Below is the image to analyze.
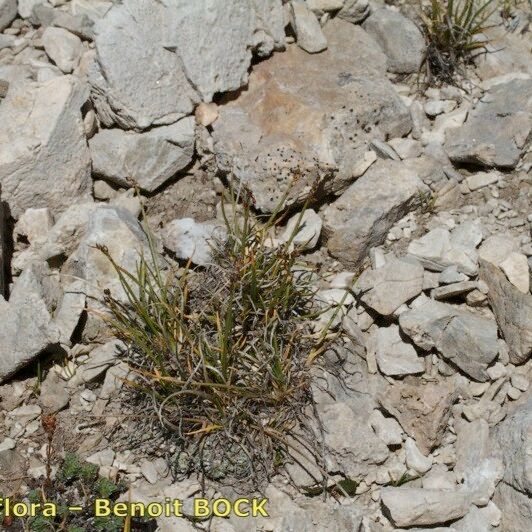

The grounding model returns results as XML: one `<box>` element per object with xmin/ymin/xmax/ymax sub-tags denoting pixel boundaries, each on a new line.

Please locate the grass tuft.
<box><xmin>100</xmin><ymin>184</ymin><xmax>336</xmax><ymax>487</ymax></box>
<box><xmin>420</xmin><ymin>0</ymin><xmax>498</xmax><ymax>84</ymax></box>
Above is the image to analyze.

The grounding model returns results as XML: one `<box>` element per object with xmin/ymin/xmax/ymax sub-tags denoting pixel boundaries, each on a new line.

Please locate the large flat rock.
<box><xmin>0</xmin><ymin>76</ymin><xmax>91</xmax><ymax>218</ymax></box>
<box><xmin>323</xmin><ymin>160</ymin><xmax>426</xmax><ymax>268</ymax></box>
<box><xmin>90</xmin><ymin>0</ymin><xmax>284</xmax><ymax>130</ymax></box>
<box><xmin>212</xmin><ymin>18</ymin><xmax>412</xmax><ymax>213</ymax></box>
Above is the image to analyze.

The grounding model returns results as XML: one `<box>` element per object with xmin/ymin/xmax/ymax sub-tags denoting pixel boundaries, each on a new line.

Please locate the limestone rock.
<box><xmin>42</xmin><ymin>27</ymin><xmax>82</xmax><ymax>73</ymax></box>
<box><xmin>369</xmin><ymin>325</ymin><xmax>425</xmax><ymax>377</ymax></box>
<box><xmin>0</xmin><ymin>263</ymin><xmax>61</xmax><ymax>383</ymax></box>
<box><xmin>281</xmin><ymin>209</ymin><xmax>322</xmax><ymax>250</ymax></box>
<box><xmin>0</xmin><ymin>76</ymin><xmax>92</xmax><ymax>218</ymax></box>
<box><xmin>89</xmin><ymin>117</ymin><xmax>195</xmax><ymax>192</ymax></box>
<box><xmin>0</xmin><ymin>187</ymin><xmax>6</xmax><ymax>297</ymax></box>
<box><xmin>405</xmin><ymin>437</ymin><xmax>433</xmax><ymax>474</ymax></box>
<box><xmin>354</xmin><ymin>257</ymin><xmax>424</xmax><ymax>316</ymax></box>
<box><xmin>212</xmin><ymin>19</ymin><xmax>411</xmax><ymax>213</ymax></box>
<box><xmin>478</xmin><ymin>234</ymin><xmax>520</xmax><ymax>267</ymax></box>
<box><xmin>500</xmin><ymin>252</ymin><xmax>530</xmax><ymax>294</ymax></box>
<box><xmin>0</xmin><ymin>0</ymin><xmax>18</xmax><ymax>31</ymax></box>
<box><xmin>480</xmin><ymin>260</ymin><xmax>532</xmax><ymax>365</ymax></box>
<box><xmin>492</xmin><ymin>397</ymin><xmax>532</xmax><ymax>532</ymax></box>
<box><xmin>444</xmin><ymin>79</ymin><xmax>532</xmax><ymax>169</ymax></box>
<box><xmin>369</xmin><ymin>409</ymin><xmax>403</xmax><ymax>446</ymax></box>
<box><xmin>381</xmin><ymin>487</ymin><xmax>472</xmax><ymax>528</ymax></box>
<box><xmin>362</xmin><ymin>8</ymin><xmax>424</xmax><ymax>74</ymax></box>
<box><xmin>399</xmin><ymin>297</ymin><xmax>499</xmax><ymax>381</ymax></box>
<box><xmin>162</xmin><ymin>218</ymin><xmax>226</xmax><ymax>266</ymax></box>
<box><xmin>290</xmin><ymin>0</ymin><xmax>327</xmax><ymax>54</ymax></box>
<box><xmin>408</xmin><ymin>219</ymin><xmax>483</xmax><ymax>275</ymax></box>
<box><xmin>338</xmin><ymin>0</ymin><xmax>369</xmax><ymax>23</ymax></box>
<box><xmin>324</xmin><ymin>160</ymin><xmax>426</xmax><ymax>268</ymax></box>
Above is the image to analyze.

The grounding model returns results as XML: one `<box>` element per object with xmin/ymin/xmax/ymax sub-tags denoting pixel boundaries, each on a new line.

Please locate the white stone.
<box><xmin>371</xmin><ymin>324</ymin><xmax>425</xmax><ymax>377</ymax></box>
<box><xmin>478</xmin><ymin>234</ymin><xmax>520</xmax><ymax>266</ymax></box>
<box><xmin>162</xmin><ymin>218</ymin><xmax>226</xmax><ymax>267</ymax></box>
<box><xmin>466</xmin><ymin>171</ymin><xmax>501</xmax><ymax>191</ymax></box>
<box><xmin>510</xmin><ymin>373</ymin><xmax>529</xmax><ymax>392</ymax></box>
<box><xmin>500</xmin><ymin>252</ymin><xmax>530</xmax><ymax>293</ymax></box>
<box><xmin>281</xmin><ymin>209</ymin><xmax>322</xmax><ymax>250</ymax></box>
<box><xmin>405</xmin><ymin>437</ymin><xmax>433</xmax><ymax>474</ymax></box>
<box><xmin>42</xmin><ymin>27</ymin><xmax>82</xmax><ymax>74</ymax></box>
<box><xmin>290</xmin><ymin>0</ymin><xmax>327</xmax><ymax>54</ymax></box>
<box><xmin>369</xmin><ymin>409</ymin><xmax>403</xmax><ymax>446</ymax></box>
<box><xmin>0</xmin><ymin>76</ymin><xmax>91</xmax><ymax>218</ymax></box>
<box><xmin>86</xmin><ymin>448</ymin><xmax>115</xmax><ymax>467</ymax></box>
<box><xmin>14</xmin><ymin>208</ymin><xmax>54</xmax><ymax>245</ymax></box>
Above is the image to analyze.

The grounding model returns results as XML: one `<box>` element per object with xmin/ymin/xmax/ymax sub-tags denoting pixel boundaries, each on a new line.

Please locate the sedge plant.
<box><xmin>99</xmin><ymin>184</ymin><xmax>337</xmax><ymax>487</ymax></box>
<box><xmin>420</xmin><ymin>0</ymin><xmax>498</xmax><ymax>83</ymax></box>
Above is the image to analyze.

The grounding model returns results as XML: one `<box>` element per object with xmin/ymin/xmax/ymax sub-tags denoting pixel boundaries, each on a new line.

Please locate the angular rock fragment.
<box><xmin>0</xmin><ymin>263</ymin><xmax>61</xmax><ymax>383</ymax></box>
<box><xmin>444</xmin><ymin>79</ymin><xmax>532</xmax><ymax>169</ymax></box>
<box><xmin>399</xmin><ymin>297</ymin><xmax>498</xmax><ymax>381</ymax></box>
<box><xmin>89</xmin><ymin>117</ymin><xmax>195</xmax><ymax>192</ymax></box>
<box><xmin>480</xmin><ymin>260</ymin><xmax>532</xmax><ymax>365</ymax></box>
<box><xmin>290</xmin><ymin>0</ymin><xmax>327</xmax><ymax>54</ymax></box>
<box><xmin>362</xmin><ymin>8</ymin><xmax>424</xmax><ymax>74</ymax></box>
<box><xmin>369</xmin><ymin>325</ymin><xmax>425</xmax><ymax>377</ymax></box>
<box><xmin>500</xmin><ymin>252</ymin><xmax>530</xmax><ymax>294</ymax></box>
<box><xmin>381</xmin><ymin>487</ymin><xmax>472</xmax><ymax>528</ymax></box>
<box><xmin>162</xmin><ymin>218</ymin><xmax>226</xmax><ymax>267</ymax></box>
<box><xmin>324</xmin><ymin>160</ymin><xmax>426</xmax><ymax>267</ymax></box>
<box><xmin>354</xmin><ymin>256</ymin><xmax>424</xmax><ymax>315</ymax></box>
<box><xmin>0</xmin><ymin>76</ymin><xmax>91</xmax><ymax>218</ymax></box>
<box><xmin>0</xmin><ymin>0</ymin><xmax>17</xmax><ymax>31</ymax></box>
<box><xmin>338</xmin><ymin>0</ymin><xmax>369</xmax><ymax>23</ymax></box>
<box><xmin>42</xmin><ymin>27</ymin><xmax>82</xmax><ymax>73</ymax></box>
<box><xmin>378</xmin><ymin>378</ymin><xmax>458</xmax><ymax>454</ymax></box>
<box><xmin>281</xmin><ymin>209</ymin><xmax>322</xmax><ymax>250</ymax></box>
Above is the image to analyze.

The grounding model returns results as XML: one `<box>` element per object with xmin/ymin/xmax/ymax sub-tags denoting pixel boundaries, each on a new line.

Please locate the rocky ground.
<box><xmin>0</xmin><ymin>0</ymin><xmax>531</xmax><ymax>531</ymax></box>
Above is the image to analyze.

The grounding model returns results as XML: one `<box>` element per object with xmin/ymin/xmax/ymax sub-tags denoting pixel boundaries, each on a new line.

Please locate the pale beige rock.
<box><xmin>500</xmin><ymin>252</ymin><xmax>530</xmax><ymax>294</ymax></box>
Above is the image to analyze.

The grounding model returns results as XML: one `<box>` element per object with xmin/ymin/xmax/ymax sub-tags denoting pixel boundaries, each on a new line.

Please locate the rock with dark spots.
<box><xmin>480</xmin><ymin>260</ymin><xmax>532</xmax><ymax>365</ymax></box>
<box><xmin>323</xmin><ymin>160</ymin><xmax>426</xmax><ymax>268</ymax></box>
<box><xmin>212</xmin><ymin>19</ymin><xmax>411</xmax><ymax>213</ymax></box>
<box><xmin>89</xmin><ymin>117</ymin><xmax>195</xmax><ymax>192</ymax></box>
<box><xmin>378</xmin><ymin>378</ymin><xmax>459</xmax><ymax>454</ymax></box>
<box><xmin>444</xmin><ymin>79</ymin><xmax>532</xmax><ymax>169</ymax></box>
<box><xmin>399</xmin><ymin>297</ymin><xmax>499</xmax><ymax>381</ymax></box>
<box><xmin>362</xmin><ymin>8</ymin><xmax>425</xmax><ymax>74</ymax></box>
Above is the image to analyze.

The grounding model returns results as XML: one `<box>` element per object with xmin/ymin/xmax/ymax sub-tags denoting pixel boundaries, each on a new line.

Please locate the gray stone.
<box><xmin>408</xmin><ymin>219</ymin><xmax>483</xmax><ymax>275</ymax></box>
<box><xmin>480</xmin><ymin>260</ymin><xmax>532</xmax><ymax>365</ymax></box>
<box><xmin>42</xmin><ymin>27</ymin><xmax>82</xmax><ymax>73</ymax></box>
<box><xmin>354</xmin><ymin>257</ymin><xmax>424</xmax><ymax>316</ymax></box>
<box><xmin>75</xmin><ymin>340</ymin><xmax>123</xmax><ymax>384</ymax></box>
<box><xmin>33</xmin><ymin>5</ymin><xmax>94</xmax><ymax>41</ymax></box>
<box><xmin>362</xmin><ymin>8</ymin><xmax>424</xmax><ymax>74</ymax></box>
<box><xmin>89</xmin><ymin>118</ymin><xmax>195</xmax><ymax>192</ymax></box>
<box><xmin>0</xmin><ymin>0</ymin><xmax>17</xmax><ymax>31</ymax></box>
<box><xmin>212</xmin><ymin>19</ymin><xmax>411</xmax><ymax>213</ymax></box>
<box><xmin>162</xmin><ymin>218</ymin><xmax>226</xmax><ymax>266</ymax></box>
<box><xmin>319</xmin><ymin>402</ymin><xmax>389</xmax><ymax>478</ymax></box>
<box><xmin>405</xmin><ymin>437</ymin><xmax>433</xmax><ymax>474</ymax></box>
<box><xmin>0</xmin><ymin>263</ymin><xmax>61</xmax><ymax>383</ymax></box>
<box><xmin>369</xmin><ymin>409</ymin><xmax>403</xmax><ymax>446</ymax></box>
<box><xmin>439</xmin><ymin>266</ymin><xmax>469</xmax><ymax>284</ymax></box>
<box><xmin>500</xmin><ymin>252</ymin><xmax>530</xmax><ymax>294</ymax></box>
<box><xmin>431</xmin><ymin>281</ymin><xmax>478</xmax><ymax>300</ymax></box>
<box><xmin>290</xmin><ymin>0</ymin><xmax>327</xmax><ymax>54</ymax></box>
<box><xmin>399</xmin><ymin>297</ymin><xmax>498</xmax><ymax>381</ymax></box>
<box><xmin>63</xmin><ymin>205</ymin><xmax>149</xmax><ymax>304</ymax></box>
<box><xmin>39</xmin><ymin>370</ymin><xmax>70</xmax><ymax>412</ymax></box>
<box><xmin>444</xmin><ymin>79</ymin><xmax>532</xmax><ymax>169</ymax></box>
<box><xmin>466</xmin><ymin>171</ymin><xmax>500</xmax><ymax>191</ymax></box>
<box><xmin>281</xmin><ymin>209</ymin><xmax>322</xmax><ymax>250</ymax></box>
<box><xmin>381</xmin><ymin>487</ymin><xmax>472</xmax><ymax>528</ymax></box>
<box><xmin>478</xmin><ymin>234</ymin><xmax>520</xmax><ymax>267</ymax></box>
<box><xmin>453</xmin><ymin>503</ymin><xmax>501</xmax><ymax>532</ymax></box>
<box><xmin>324</xmin><ymin>160</ymin><xmax>426</xmax><ymax>268</ymax></box>
<box><xmin>0</xmin><ymin>76</ymin><xmax>91</xmax><ymax>218</ymax></box>
<box><xmin>369</xmin><ymin>324</ymin><xmax>424</xmax><ymax>377</ymax></box>
<box><xmin>338</xmin><ymin>0</ymin><xmax>369</xmax><ymax>23</ymax></box>
<box><xmin>0</xmin><ymin>187</ymin><xmax>6</xmax><ymax>298</ymax></box>
<box><xmin>53</xmin><ymin>280</ymin><xmax>86</xmax><ymax>346</ymax></box>
<box><xmin>492</xmin><ymin>397</ymin><xmax>532</xmax><ymax>532</ymax></box>
<box><xmin>71</xmin><ymin>0</ymin><xmax>113</xmax><ymax>22</ymax></box>
<box><xmin>18</xmin><ymin>0</ymin><xmax>46</xmax><ymax>19</ymax></box>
